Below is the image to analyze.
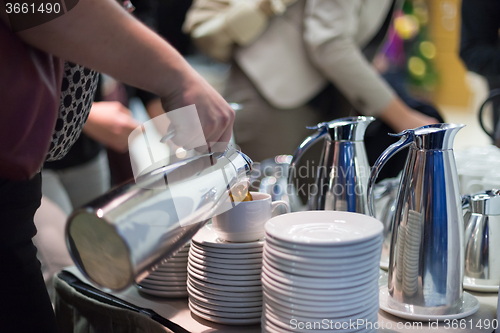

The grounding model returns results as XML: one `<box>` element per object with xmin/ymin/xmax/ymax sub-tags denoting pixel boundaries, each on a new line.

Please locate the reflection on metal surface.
<box><xmin>368</xmin><ymin>123</ymin><xmax>465</xmax><ymax>316</ymax></box>
<box><xmin>288</xmin><ymin>116</ymin><xmax>374</xmax><ymax>213</ymax></box>
<box><xmin>373</xmin><ymin>177</ymin><xmax>400</xmax><ymax>269</ymax></box>
<box><xmin>66</xmin><ymin>148</ymin><xmax>252</xmax><ymax>291</ymax></box>
<box><xmin>253</xmin><ymin>155</ymin><xmax>302</xmax><ymax>213</ymax></box>
<box><xmin>464</xmin><ymin>190</ymin><xmax>500</xmax><ymax>287</ymax></box>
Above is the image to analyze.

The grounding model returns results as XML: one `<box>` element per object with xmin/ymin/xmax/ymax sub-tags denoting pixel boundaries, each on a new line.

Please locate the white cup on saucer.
<box><xmin>212</xmin><ymin>192</ymin><xmax>289</xmax><ymax>243</ymax></box>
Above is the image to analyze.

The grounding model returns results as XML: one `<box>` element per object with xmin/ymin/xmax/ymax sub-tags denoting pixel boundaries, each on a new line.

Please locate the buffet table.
<box><xmin>60</xmin><ymin>266</ymin><xmax>498</xmax><ymax>333</ymax></box>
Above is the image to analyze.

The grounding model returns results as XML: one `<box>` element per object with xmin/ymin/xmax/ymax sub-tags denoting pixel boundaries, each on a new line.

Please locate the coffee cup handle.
<box><xmin>271</xmin><ymin>200</ymin><xmax>290</xmax><ymax>214</ymax></box>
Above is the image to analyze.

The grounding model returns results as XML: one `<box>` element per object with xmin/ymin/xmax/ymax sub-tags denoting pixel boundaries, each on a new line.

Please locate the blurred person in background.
<box><xmin>460</xmin><ymin>0</ymin><xmax>500</xmax><ymax>146</ymax></box>
<box><xmin>184</xmin><ymin>0</ymin><xmax>439</xmax><ymax>165</ymax></box>
<box><xmin>0</xmin><ymin>0</ymin><xmax>234</xmax><ymax>331</ymax></box>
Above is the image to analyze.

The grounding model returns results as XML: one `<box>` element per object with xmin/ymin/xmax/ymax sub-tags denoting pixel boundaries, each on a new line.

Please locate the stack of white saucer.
<box><xmin>187</xmin><ymin>224</ymin><xmax>264</xmax><ymax>325</ymax></box>
<box><xmin>136</xmin><ymin>242</ymin><xmax>190</xmax><ymax>298</ymax></box>
<box><xmin>261</xmin><ymin>211</ymin><xmax>383</xmax><ymax>333</ymax></box>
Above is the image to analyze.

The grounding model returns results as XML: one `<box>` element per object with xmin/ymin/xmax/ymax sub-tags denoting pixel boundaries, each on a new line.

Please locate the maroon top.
<box><xmin>0</xmin><ymin>20</ymin><xmax>64</xmax><ymax>180</ymax></box>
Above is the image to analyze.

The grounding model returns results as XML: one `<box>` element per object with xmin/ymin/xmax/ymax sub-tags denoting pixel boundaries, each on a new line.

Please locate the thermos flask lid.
<box><xmin>469</xmin><ymin>189</ymin><xmax>500</xmax><ymax>215</ymax></box>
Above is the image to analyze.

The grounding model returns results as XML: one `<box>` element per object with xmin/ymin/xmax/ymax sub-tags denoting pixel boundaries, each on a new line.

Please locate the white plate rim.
<box><xmin>188</xmin><ymin>253</ymin><xmax>262</xmax><ymax>269</ymax></box>
<box><xmin>262</xmin><ymin>246</ymin><xmax>380</xmax><ymax>271</ymax></box>
<box><xmin>138</xmin><ymin>279</ymin><xmax>187</xmax><ymax>287</ymax></box>
<box><xmin>137</xmin><ymin>288</ymin><xmax>189</xmax><ymax>298</ymax></box>
<box><xmin>263</xmin><ymin>296</ymin><xmax>379</xmax><ymax>321</ymax></box>
<box><xmin>189</xmin><ymin>245</ymin><xmax>263</xmax><ymax>258</ymax></box>
<box><xmin>263</xmin><ymin>252</ymin><xmax>379</xmax><ymax>279</ymax></box>
<box><xmin>264</xmin><ymin>244</ymin><xmax>382</xmax><ymax>267</ymax></box>
<box><xmin>262</xmin><ymin>283</ymin><xmax>378</xmax><ymax>310</ymax></box>
<box><xmin>147</xmin><ymin>272</ymin><xmax>188</xmax><ymax>279</ymax></box>
<box><xmin>266</xmin><ymin>236</ymin><xmax>383</xmax><ymax>258</ymax></box>
<box><xmin>188</xmin><ymin>257</ymin><xmax>262</xmax><ymax>275</ymax></box>
<box><xmin>189</xmin><ymin>301</ymin><xmax>262</xmax><ymax>319</ymax></box>
<box><xmin>263</xmin><ymin>288</ymin><xmax>379</xmax><ymax>315</ymax></box>
<box><xmin>188</xmin><ymin>294</ymin><xmax>262</xmax><ymax>310</ymax></box>
<box><xmin>261</xmin><ymin>271</ymin><xmax>376</xmax><ymax>297</ymax></box>
<box><xmin>192</xmin><ymin>225</ymin><xmax>265</xmax><ymax>249</ymax></box>
<box><xmin>265</xmin><ymin>211</ymin><xmax>383</xmax><ymax>246</ymax></box>
<box><xmin>262</xmin><ymin>260</ymin><xmax>379</xmax><ymax>289</ymax></box>
<box><xmin>188</xmin><ymin>250</ymin><xmax>262</xmax><ymax>264</ymax></box>
<box><xmin>463</xmin><ymin>276</ymin><xmax>499</xmax><ymax>292</ymax></box>
<box><xmin>189</xmin><ymin>275</ymin><xmax>262</xmax><ymax>292</ymax></box>
<box><xmin>187</xmin><ymin>277</ymin><xmax>263</xmax><ymax>296</ymax></box>
<box><xmin>187</xmin><ymin>282</ymin><xmax>262</xmax><ymax>302</ymax></box>
<box><xmin>189</xmin><ymin>303</ymin><xmax>261</xmax><ymax>325</ymax></box>
<box><xmin>135</xmin><ymin>284</ymin><xmax>186</xmax><ymax>292</ymax></box>
<box><xmin>187</xmin><ymin>264</ymin><xmax>261</xmax><ymax>282</ymax></box>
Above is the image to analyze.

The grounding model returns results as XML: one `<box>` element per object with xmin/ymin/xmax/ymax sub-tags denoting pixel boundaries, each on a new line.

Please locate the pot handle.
<box><xmin>478</xmin><ymin>89</ymin><xmax>500</xmax><ymax>140</ymax></box>
<box><xmin>367</xmin><ymin>130</ymin><xmax>414</xmax><ymax>217</ymax></box>
<box><xmin>461</xmin><ymin>194</ymin><xmax>471</xmax><ymax>215</ymax></box>
<box><xmin>287</xmin><ymin>125</ymin><xmax>328</xmax><ymax>188</ymax></box>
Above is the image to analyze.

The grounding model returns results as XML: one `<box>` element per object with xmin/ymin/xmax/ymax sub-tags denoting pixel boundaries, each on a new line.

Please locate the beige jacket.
<box><xmin>185</xmin><ymin>0</ymin><xmax>395</xmax><ymax>114</ymax></box>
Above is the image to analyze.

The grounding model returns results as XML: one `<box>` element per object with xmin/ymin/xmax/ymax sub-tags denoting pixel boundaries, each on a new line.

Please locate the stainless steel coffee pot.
<box><xmin>373</xmin><ymin>177</ymin><xmax>400</xmax><ymax>270</ymax></box>
<box><xmin>367</xmin><ymin>123</ymin><xmax>465</xmax><ymax>316</ymax></box>
<box><xmin>288</xmin><ymin>116</ymin><xmax>374</xmax><ymax>213</ymax></box>
<box><xmin>463</xmin><ymin>189</ymin><xmax>500</xmax><ymax>288</ymax></box>
<box><xmin>66</xmin><ymin>147</ymin><xmax>252</xmax><ymax>291</ymax></box>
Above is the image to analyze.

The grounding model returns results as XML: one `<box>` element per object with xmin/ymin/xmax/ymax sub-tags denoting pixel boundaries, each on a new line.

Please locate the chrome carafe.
<box><xmin>373</xmin><ymin>177</ymin><xmax>400</xmax><ymax>270</ymax></box>
<box><xmin>463</xmin><ymin>189</ymin><xmax>500</xmax><ymax>288</ymax></box>
<box><xmin>367</xmin><ymin>123</ymin><xmax>465</xmax><ymax>315</ymax></box>
<box><xmin>289</xmin><ymin>116</ymin><xmax>374</xmax><ymax>213</ymax></box>
<box><xmin>65</xmin><ymin>147</ymin><xmax>252</xmax><ymax>291</ymax></box>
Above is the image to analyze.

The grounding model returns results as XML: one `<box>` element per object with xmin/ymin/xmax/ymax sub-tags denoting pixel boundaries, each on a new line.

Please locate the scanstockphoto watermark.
<box><xmin>289</xmin><ymin>318</ymin><xmax>424</xmax><ymax>331</ymax></box>
<box><xmin>252</xmin><ymin>159</ymin><xmax>371</xmax><ymax>198</ymax></box>
<box><xmin>289</xmin><ymin>319</ymin><xmax>500</xmax><ymax>331</ymax></box>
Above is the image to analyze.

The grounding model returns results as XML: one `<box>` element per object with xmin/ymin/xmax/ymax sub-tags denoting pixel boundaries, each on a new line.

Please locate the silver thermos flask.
<box><xmin>65</xmin><ymin>147</ymin><xmax>252</xmax><ymax>291</ymax></box>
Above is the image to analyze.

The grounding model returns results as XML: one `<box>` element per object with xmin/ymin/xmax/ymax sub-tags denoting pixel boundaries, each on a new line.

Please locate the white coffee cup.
<box><xmin>211</xmin><ymin>192</ymin><xmax>290</xmax><ymax>242</ymax></box>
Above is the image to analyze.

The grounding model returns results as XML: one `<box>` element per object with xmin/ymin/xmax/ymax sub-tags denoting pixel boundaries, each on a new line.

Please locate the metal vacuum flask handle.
<box><xmin>288</xmin><ymin>125</ymin><xmax>328</xmax><ymax>182</ymax></box>
<box><xmin>65</xmin><ymin>148</ymin><xmax>252</xmax><ymax>291</ymax></box>
<box><xmin>367</xmin><ymin>130</ymin><xmax>414</xmax><ymax>218</ymax></box>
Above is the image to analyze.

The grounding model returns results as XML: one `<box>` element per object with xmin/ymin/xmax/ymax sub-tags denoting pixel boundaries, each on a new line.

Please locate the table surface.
<box><xmin>64</xmin><ymin>266</ymin><xmax>499</xmax><ymax>333</ymax></box>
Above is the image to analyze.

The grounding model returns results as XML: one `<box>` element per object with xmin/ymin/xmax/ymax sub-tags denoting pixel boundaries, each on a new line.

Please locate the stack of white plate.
<box><xmin>136</xmin><ymin>242</ymin><xmax>190</xmax><ymax>298</ymax></box>
<box><xmin>261</xmin><ymin>211</ymin><xmax>383</xmax><ymax>333</ymax></box>
<box><xmin>187</xmin><ymin>224</ymin><xmax>263</xmax><ymax>325</ymax></box>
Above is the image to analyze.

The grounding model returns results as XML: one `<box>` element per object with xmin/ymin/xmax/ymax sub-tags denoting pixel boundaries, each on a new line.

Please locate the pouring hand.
<box><xmin>160</xmin><ymin>70</ymin><xmax>234</xmax><ymax>153</ymax></box>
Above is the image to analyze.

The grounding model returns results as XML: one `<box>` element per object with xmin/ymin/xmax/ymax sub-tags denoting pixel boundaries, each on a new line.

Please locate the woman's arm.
<box><xmin>6</xmin><ymin>0</ymin><xmax>234</xmax><ymax>143</ymax></box>
<box><xmin>303</xmin><ymin>0</ymin><xmax>436</xmax><ymax>132</ymax></box>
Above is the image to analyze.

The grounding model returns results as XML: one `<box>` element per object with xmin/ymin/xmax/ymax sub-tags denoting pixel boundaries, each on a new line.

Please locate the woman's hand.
<box><xmin>160</xmin><ymin>70</ymin><xmax>235</xmax><ymax>152</ymax></box>
<box><xmin>83</xmin><ymin>101</ymin><xmax>140</xmax><ymax>153</ymax></box>
<box><xmin>379</xmin><ymin>97</ymin><xmax>439</xmax><ymax>133</ymax></box>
